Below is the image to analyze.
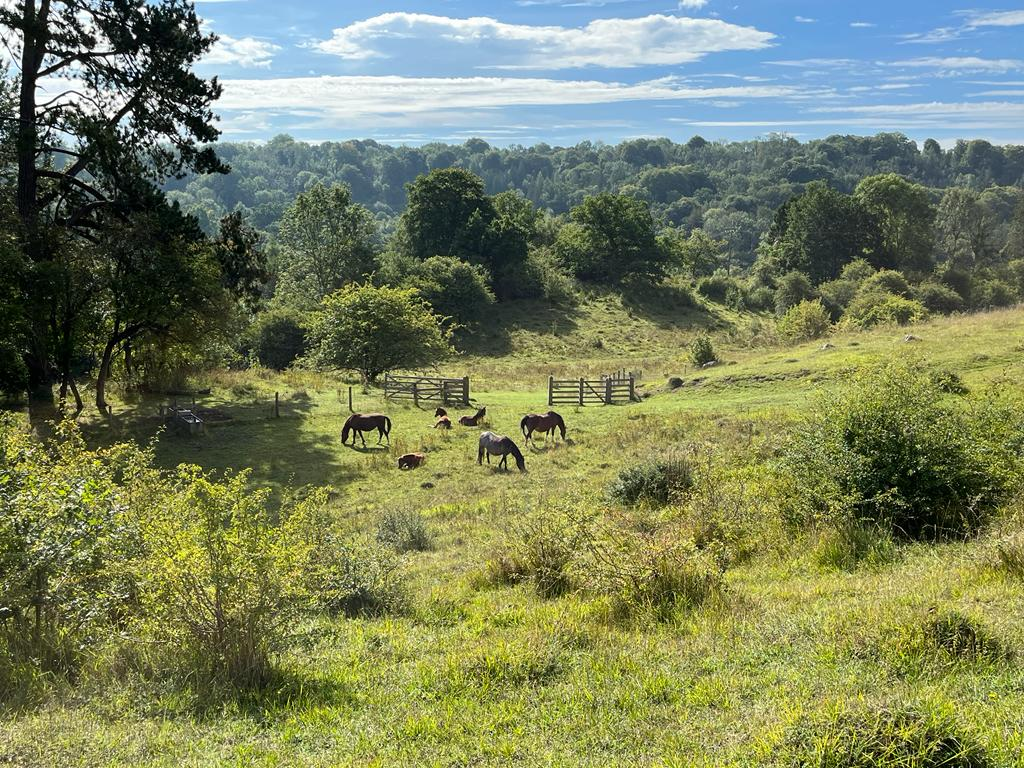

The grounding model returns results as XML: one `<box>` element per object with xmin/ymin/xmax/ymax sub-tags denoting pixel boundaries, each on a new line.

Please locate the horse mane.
<box><xmin>341</xmin><ymin>415</ymin><xmax>352</xmax><ymax>443</ymax></box>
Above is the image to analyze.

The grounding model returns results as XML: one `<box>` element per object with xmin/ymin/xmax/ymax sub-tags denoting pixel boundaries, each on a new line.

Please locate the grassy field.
<box><xmin>4</xmin><ymin>299</ymin><xmax>1024</xmax><ymax>766</ymax></box>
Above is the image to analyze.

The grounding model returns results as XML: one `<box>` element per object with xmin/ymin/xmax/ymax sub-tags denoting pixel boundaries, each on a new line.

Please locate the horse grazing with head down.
<box><xmin>459</xmin><ymin>406</ymin><xmax>487</xmax><ymax>427</ymax></box>
<box><xmin>341</xmin><ymin>413</ymin><xmax>391</xmax><ymax>447</ymax></box>
<box><xmin>520</xmin><ymin>411</ymin><xmax>566</xmax><ymax>444</ymax></box>
<box><xmin>478</xmin><ymin>431</ymin><xmax>526</xmax><ymax>472</ymax></box>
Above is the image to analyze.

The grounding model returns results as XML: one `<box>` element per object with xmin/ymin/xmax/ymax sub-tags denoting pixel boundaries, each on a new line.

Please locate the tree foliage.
<box><xmin>308</xmin><ymin>284</ymin><xmax>453</xmax><ymax>383</ymax></box>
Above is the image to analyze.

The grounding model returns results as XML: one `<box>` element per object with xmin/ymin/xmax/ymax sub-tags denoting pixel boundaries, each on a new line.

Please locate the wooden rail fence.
<box><xmin>548</xmin><ymin>373</ymin><xmax>637</xmax><ymax>406</ymax></box>
<box><xmin>383</xmin><ymin>374</ymin><xmax>471</xmax><ymax>406</ymax></box>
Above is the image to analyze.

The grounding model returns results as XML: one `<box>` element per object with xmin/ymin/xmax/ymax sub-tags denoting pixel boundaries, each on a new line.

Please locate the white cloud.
<box><xmin>678</xmin><ymin>0</ymin><xmax>709</xmax><ymax>8</ymax></box>
<box><xmin>312</xmin><ymin>13</ymin><xmax>774</xmax><ymax>70</ymax></box>
<box><xmin>962</xmin><ymin>10</ymin><xmax>1024</xmax><ymax>28</ymax></box>
<box><xmin>898</xmin><ymin>26</ymin><xmax>962</xmax><ymax>44</ymax></box>
<box><xmin>889</xmin><ymin>57</ymin><xmax>1024</xmax><ymax>74</ymax></box>
<box><xmin>216</xmin><ymin>74</ymin><xmax>817</xmax><ymax>131</ymax></box>
<box><xmin>850</xmin><ymin>22</ymin><xmax>875</xmax><ymax>28</ymax></box>
<box><xmin>794</xmin><ymin>16</ymin><xmax>816</xmax><ymax>23</ymax></box>
<box><xmin>205</xmin><ymin>34</ymin><xmax>280</xmax><ymax>68</ymax></box>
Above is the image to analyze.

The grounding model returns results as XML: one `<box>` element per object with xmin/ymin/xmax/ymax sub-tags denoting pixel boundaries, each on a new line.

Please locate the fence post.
<box><xmin>629</xmin><ymin>376</ymin><xmax>636</xmax><ymax>402</ymax></box>
<box><xmin>463</xmin><ymin>376</ymin><xmax>470</xmax><ymax>405</ymax></box>
<box><xmin>413</xmin><ymin>381</ymin><xmax>419</xmax><ymax>408</ymax></box>
<box><xmin>274</xmin><ymin>391</ymin><xmax>279</xmax><ymax>418</ymax></box>
<box><xmin>348</xmin><ymin>386</ymin><xmax>354</xmax><ymax>412</ymax></box>
<box><xmin>605</xmin><ymin>378</ymin><xmax>612</xmax><ymax>405</ymax></box>
<box><xmin>383</xmin><ymin>373</ymin><xmax>389</xmax><ymax>401</ymax></box>
<box><xmin>579</xmin><ymin>377</ymin><xmax>585</xmax><ymax>407</ymax></box>
<box><xmin>548</xmin><ymin>376</ymin><xmax>554</xmax><ymax>407</ymax></box>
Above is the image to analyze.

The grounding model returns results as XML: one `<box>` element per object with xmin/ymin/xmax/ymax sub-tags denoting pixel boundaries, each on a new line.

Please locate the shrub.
<box><xmin>695</xmin><ymin>271</ymin><xmax>736</xmax><ymax>303</ymax></box>
<box><xmin>608</xmin><ymin>455</ymin><xmax>695</xmax><ymax>507</ymax></box>
<box><xmin>915</xmin><ymin>281</ymin><xmax>965</xmax><ymax>315</ymax></box>
<box><xmin>404</xmin><ymin>255</ymin><xmax>495</xmax><ymax>326</ymax></box>
<box><xmin>376</xmin><ymin>509</ymin><xmax>433</xmax><ymax>553</ymax></box>
<box><xmin>781</xmin><ymin>362</ymin><xmax>1024</xmax><ymax>539</ymax></box>
<box><xmin>489</xmin><ymin>513</ymin><xmax>584</xmax><ymax>598</ymax></box>
<box><xmin>812</xmin><ymin>522</ymin><xmax>898</xmax><ymax>571</ymax></box>
<box><xmin>930</xmin><ymin>369</ymin><xmax>968</xmax><ymax>395</ymax></box>
<box><xmin>770</xmin><ymin>703</ymin><xmax>993</xmax><ymax>767</ymax></box>
<box><xmin>777</xmin><ymin>299</ymin><xmax>832</xmax><ymax>342</ymax></box>
<box><xmin>840</xmin><ymin>258</ymin><xmax>875</xmax><ymax>283</ymax></box>
<box><xmin>843</xmin><ymin>290</ymin><xmax>928</xmax><ymax>328</ymax></box>
<box><xmin>136</xmin><ymin>469</ymin><xmax>295</xmax><ymax>689</ymax></box>
<box><xmin>774</xmin><ymin>270</ymin><xmax>815</xmax><ymax>316</ymax></box>
<box><xmin>970</xmin><ymin>278</ymin><xmax>1018</xmax><ymax>310</ymax></box>
<box><xmin>689</xmin><ymin>333</ymin><xmax>716</xmax><ymax>367</ymax></box>
<box><xmin>247</xmin><ymin>308</ymin><xmax>307</xmax><ymax>370</ymax></box>
<box><xmin>817</xmin><ymin>279</ymin><xmax>858</xmax><ymax>319</ymax></box>
<box><xmin>861</xmin><ymin>269</ymin><xmax>911</xmax><ymax>297</ymax></box>
<box><xmin>585</xmin><ymin>528</ymin><xmax>724</xmax><ymax>622</ymax></box>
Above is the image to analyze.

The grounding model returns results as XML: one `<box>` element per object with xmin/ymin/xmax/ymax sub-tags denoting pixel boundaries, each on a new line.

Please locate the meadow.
<box><xmin>3</xmin><ymin>297</ymin><xmax>1024</xmax><ymax>767</ymax></box>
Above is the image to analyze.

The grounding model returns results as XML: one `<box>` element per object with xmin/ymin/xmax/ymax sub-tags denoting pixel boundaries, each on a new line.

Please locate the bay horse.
<box><xmin>520</xmin><ymin>411</ymin><xmax>566</xmax><ymax>444</ymax></box>
<box><xmin>459</xmin><ymin>406</ymin><xmax>487</xmax><ymax>427</ymax></box>
<box><xmin>434</xmin><ymin>415</ymin><xmax>452</xmax><ymax>429</ymax></box>
<box><xmin>434</xmin><ymin>407</ymin><xmax>447</xmax><ymax>418</ymax></box>
<box><xmin>341</xmin><ymin>413</ymin><xmax>391</xmax><ymax>447</ymax></box>
<box><xmin>478</xmin><ymin>431</ymin><xmax>526</xmax><ymax>472</ymax></box>
<box><xmin>398</xmin><ymin>452</ymin><xmax>425</xmax><ymax>469</ymax></box>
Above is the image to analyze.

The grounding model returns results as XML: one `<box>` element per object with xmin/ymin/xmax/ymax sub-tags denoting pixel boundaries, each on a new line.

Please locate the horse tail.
<box><xmin>383</xmin><ymin>415</ymin><xmax>391</xmax><ymax>436</ymax></box>
<box><xmin>557</xmin><ymin>413</ymin><xmax>566</xmax><ymax>439</ymax></box>
<box><xmin>520</xmin><ymin>415</ymin><xmax>529</xmax><ymax>437</ymax></box>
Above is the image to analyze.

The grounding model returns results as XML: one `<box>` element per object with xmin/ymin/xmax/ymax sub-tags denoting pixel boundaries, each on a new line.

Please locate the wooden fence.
<box><xmin>383</xmin><ymin>374</ymin><xmax>471</xmax><ymax>406</ymax></box>
<box><xmin>548</xmin><ymin>374</ymin><xmax>636</xmax><ymax>406</ymax></box>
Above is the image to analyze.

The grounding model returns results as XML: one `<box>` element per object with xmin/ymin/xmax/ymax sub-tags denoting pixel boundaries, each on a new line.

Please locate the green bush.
<box><xmin>770</xmin><ymin>703</ymin><xmax>993</xmax><ymax>767</ymax></box>
<box><xmin>608</xmin><ymin>455</ymin><xmax>695</xmax><ymax>507</ymax></box>
<box><xmin>688</xmin><ymin>333</ymin><xmax>716</xmax><ymax>367</ymax></box>
<box><xmin>930</xmin><ymin>369</ymin><xmax>968</xmax><ymax>395</ymax></box>
<box><xmin>774</xmin><ymin>270</ymin><xmax>815</xmax><ymax>316</ymax></box>
<box><xmin>970</xmin><ymin>278</ymin><xmax>1018</xmax><ymax>310</ymax></box>
<box><xmin>404</xmin><ymin>255</ymin><xmax>495</xmax><ymax>325</ymax></box>
<box><xmin>777</xmin><ymin>299</ymin><xmax>832</xmax><ymax>342</ymax></box>
<box><xmin>695</xmin><ymin>271</ymin><xmax>736</xmax><ymax>303</ymax></box>
<box><xmin>915</xmin><ymin>281</ymin><xmax>965</xmax><ymax>315</ymax></box>
<box><xmin>817</xmin><ymin>279</ymin><xmax>859</xmax><ymax>319</ymax></box>
<box><xmin>493</xmin><ymin>514</ymin><xmax>584</xmax><ymax>598</ymax></box>
<box><xmin>376</xmin><ymin>509</ymin><xmax>433</xmax><ymax>553</ymax></box>
<box><xmin>248</xmin><ymin>308</ymin><xmax>307</xmax><ymax>370</ymax></box>
<box><xmin>843</xmin><ymin>290</ymin><xmax>928</xmax><ymax>328</ymax></box>
<box><xmin>840</xmin><ymin>258</ymin><xmax>876</xmax><ymax>283</ymax></box>
<box><xmin>861</xmin><ymin>269</ymin><xmax>911</xmax><ymax>297</ymax></box>
<box><xmin>781</xmin><ymin>362</ymin><xmax>1024</xmax><ymax>539</ymax></box>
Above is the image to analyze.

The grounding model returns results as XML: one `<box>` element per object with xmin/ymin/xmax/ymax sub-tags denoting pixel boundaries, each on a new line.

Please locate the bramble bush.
<box><xmin>781</xmin><ymin>362</ymin><xmax>1024</xmax><ymax>539</ymax></box>
<box><xmin>607</xmin><ymin>454</ymin><xmax>695</xmax><ymax>507</ymax></box>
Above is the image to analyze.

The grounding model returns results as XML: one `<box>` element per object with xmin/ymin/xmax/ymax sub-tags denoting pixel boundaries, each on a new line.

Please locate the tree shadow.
<box><xmin>619</xmin><ymin>279</ymin><xmax>723</xmax><ymax>330</ymax></box>
<box><xmin>457</xmin><ymin>298</ymin><xmax>582</xmax><ymax>357</ymax></box>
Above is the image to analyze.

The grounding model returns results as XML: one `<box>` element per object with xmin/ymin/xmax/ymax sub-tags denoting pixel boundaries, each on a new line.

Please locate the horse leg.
<box><xmin>359</xmin><ymin>430</ymin><xmax>367</xmax><ymax>448</ymax></box>
<box><xmin>499</xmin><ymin>453</ymin><xmax>508</xmax><ymax>471</ymax></box>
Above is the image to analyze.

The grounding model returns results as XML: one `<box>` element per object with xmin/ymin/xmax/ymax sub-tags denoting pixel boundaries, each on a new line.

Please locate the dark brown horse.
<box><xmin>341</xmin><ymin>413</ymin><xmax>391</xmax><ymax>447</ymax></box>
<box><xmin>478</xmin><ymin>431</ymin><xmax>526</xmax><ymax>472</ymax></box>
<box><xmin>520</xmin><ymin>411</ymin><xmax>566</xmax><ymax>444</ymax></box>
<box><xmin>434</xmin><ymin>407</ymin><xmax>447</xmax><ymax>418</ymax></box>
<box><xmin>398</xmin><ymin>452</ymin><xmax>425</xmax><ymax>469</ymax></box>
<box><xmin>434</xmin><ymin>415</ymin><xmax>452</xmax><ymax>429</ymax></box>
<box><xmin>459</xmin><ymin>406</ymin><xmax>487</xmax><ymax>427</ymax></box>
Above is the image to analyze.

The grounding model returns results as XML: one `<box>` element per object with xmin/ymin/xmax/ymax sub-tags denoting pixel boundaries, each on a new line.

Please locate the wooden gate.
<box><xmin>547</xmin><ymin>374</ymin><xmax>636</xmax><ymax>406</ymax></box>
<box><xmin>383</xmin><ymin>374</ymin><xmax>471</xmax><ymax>406</ymax></box>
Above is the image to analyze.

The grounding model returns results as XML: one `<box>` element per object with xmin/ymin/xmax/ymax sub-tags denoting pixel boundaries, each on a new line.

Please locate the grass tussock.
<box><xmin>376</xmin><ymin>509</ymin><xmax>433</xmax><ymax>553</ymax></box>
<box><xmin>768</xmin><ymin>703</ymin><xmax>993</xmax><ymax>767</ymax></box>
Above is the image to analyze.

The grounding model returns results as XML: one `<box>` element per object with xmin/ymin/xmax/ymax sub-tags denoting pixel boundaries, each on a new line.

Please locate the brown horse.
<box><xmin>398</xmin><ymin>452</ymin><xmax>425</xmax><ymax>469</ymax></box>
<box><xmin>434</xmin><ymin>415</ymin><xmax>452</xmax><ymax>429</ymax></box>
<box><xmin>434</xmin><ymin>407</ymin><xmax>447</xmax><ymax>418</ymax></box>
<box><xmin>520</xmin><ymin>411</ymin><xmax>567</xmax><ymax>444</ymax></box>
<box><xmin>459</xmin><ymin>406</ymin><xmax>487</xmax><ymax>427</ymax></box>
<box><xmin>478</xmin><ymin>431</ymin><xmax>526</xmax><ymax>472</ymax></box>
<box><xmin>341</xmin><ymin>413</ymin><xmax>391</xmax><ymax>447</ymax></box>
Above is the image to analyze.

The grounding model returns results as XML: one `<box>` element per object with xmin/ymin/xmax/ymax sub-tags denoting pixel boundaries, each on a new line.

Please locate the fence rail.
<box><xmin>383</xmin><ymin>374</ymin><xmax>471</xmax><ymax>406</ymax></box>
<box><xmin>547</xmin><ymin>375</ymin><xmax>636</xmax><ymax>406</ymax></box>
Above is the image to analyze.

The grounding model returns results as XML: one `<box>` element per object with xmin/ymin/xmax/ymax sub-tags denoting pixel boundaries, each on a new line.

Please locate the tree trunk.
<box><xmin>96</xmin><ymin>334</ymin><xmax>119</xmax><ymax>413</ymax></box>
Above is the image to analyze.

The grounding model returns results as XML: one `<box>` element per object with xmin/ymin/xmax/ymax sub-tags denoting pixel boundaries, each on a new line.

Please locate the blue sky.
<box><xmin>192</xmin><ymin>0</ymin><xmax>1024</xmax><ymax>147</ymax></box>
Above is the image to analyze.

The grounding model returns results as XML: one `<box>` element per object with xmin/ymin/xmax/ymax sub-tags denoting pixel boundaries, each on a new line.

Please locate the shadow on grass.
<box><xmin>457</xmin><ymin>298</ymin><xmax>583</xmax><ymax>357</ymax></box>
<box><xmin>619</xmin><ymin>279</ymin><xmax>721</xmax><ymax>330</ymax></box>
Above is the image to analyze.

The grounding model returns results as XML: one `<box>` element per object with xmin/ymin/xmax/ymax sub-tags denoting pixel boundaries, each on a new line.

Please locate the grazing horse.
<box><xmin>434</xmin><ymin>415</ymin><xmax>452</xmax><ymax>429</ymax></box>
<box><xmin>520</xmin><ymin>411</ymin><xmax>567</xmax><ymax>444</ymax></box>
<box><xmin>341</xmin><ymin>413</ymin><xmax>391</xmax><ymax>447</ymax></box>
<box><xmin>478</xmin><ymin>431</ymin><xmax>526</xmax><ymax>472</ymax></box>
<box><xmin>459</xmin><ymin>406</ymin><xmax>487</xmax><ymax>427</ymax></box>
<box><xmin>398</xmin><ymin>452</ymin><xmax>425</xmax><ymax>470</ymax></box>
<box><xmin>434</xmin><ymin>407</ymin><xmax>447</xmax><ymax>418</ymax></box>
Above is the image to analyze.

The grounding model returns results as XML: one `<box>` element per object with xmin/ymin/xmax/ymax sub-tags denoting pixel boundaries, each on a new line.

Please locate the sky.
<box><xmin>188</xmin><ymin>0</ymin><xmax>1024</xmax><ymax>147</ymax></box>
